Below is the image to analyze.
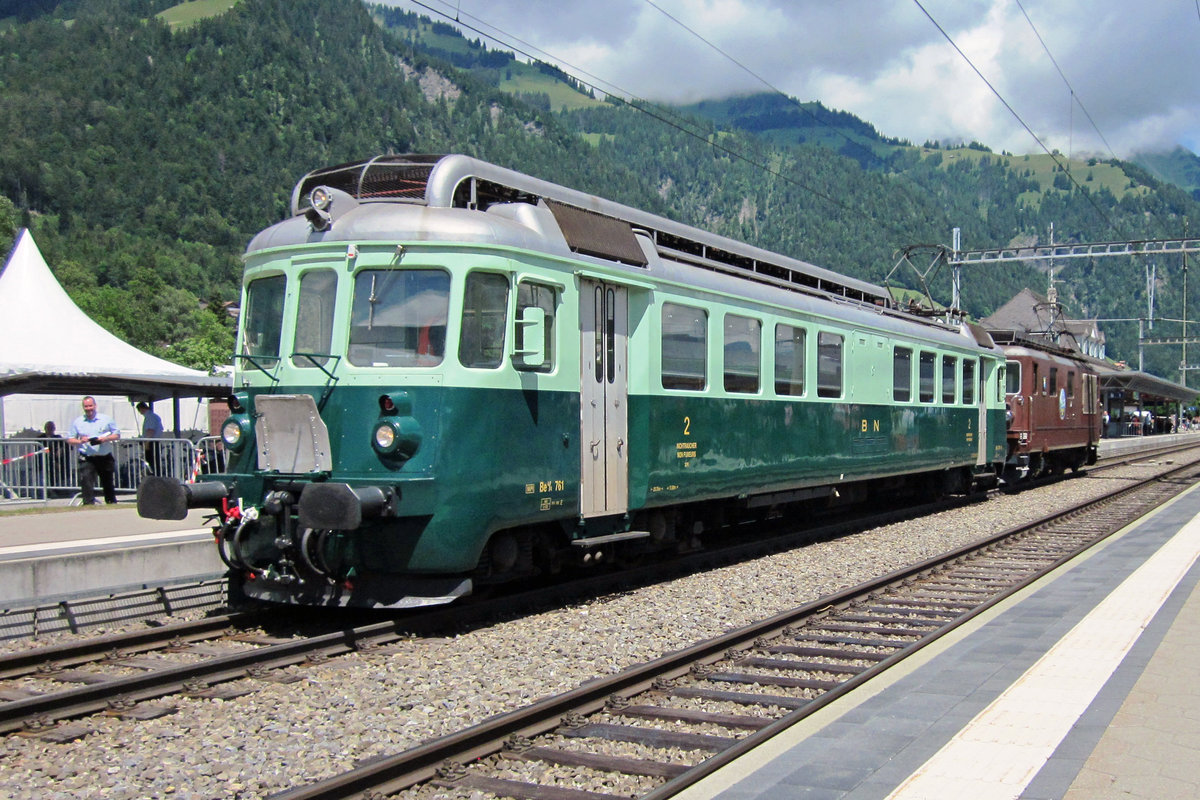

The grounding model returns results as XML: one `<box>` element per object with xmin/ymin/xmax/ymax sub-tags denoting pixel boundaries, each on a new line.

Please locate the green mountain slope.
<box><xmin>0</xmin><ymin>0</ymin><xmax>1197</xmax><ymax>384</ymax></box>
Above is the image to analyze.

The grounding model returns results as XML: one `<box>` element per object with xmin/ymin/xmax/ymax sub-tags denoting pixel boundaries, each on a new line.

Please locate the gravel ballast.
<box><xmin>0</xmin><ymin>463</ymin><xmax>1179</xmax><ymax>799</ymax></box>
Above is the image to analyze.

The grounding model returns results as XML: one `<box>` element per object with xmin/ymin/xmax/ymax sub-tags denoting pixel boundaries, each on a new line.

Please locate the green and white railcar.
<box><xmin>139</xmin><ymin>155</ymin><xmax>1008</xmax><ymax>608</ymax></box>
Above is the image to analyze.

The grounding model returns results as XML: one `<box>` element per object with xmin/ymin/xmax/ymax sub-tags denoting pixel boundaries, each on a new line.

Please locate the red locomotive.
<box><xmin>1001</xmin><ymin>341</ymin><xmax>1102</xmax><ymax>482</ymax></box>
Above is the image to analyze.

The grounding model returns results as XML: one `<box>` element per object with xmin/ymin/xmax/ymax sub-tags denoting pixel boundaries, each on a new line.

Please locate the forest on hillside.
<box><xmin>2</xmin><ymin>0</ymin><xmax>1199</xmax><ymax>382</ymax></box>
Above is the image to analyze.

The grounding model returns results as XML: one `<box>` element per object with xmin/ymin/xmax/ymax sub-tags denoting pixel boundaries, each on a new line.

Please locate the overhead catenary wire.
<box><xmin>1013</xmin><ymin>0</ymin><xmax>1119</xmax><ymax>163</ymax></box>
<box><xmin>912</xmin><ymin>0</ymin><xmax>1126</xmax><ymax>241</ymax></box>
<box><xmin>401</xmin><ymin>0</ymin><xmax>921</xmax><ymax>244</ymax></box>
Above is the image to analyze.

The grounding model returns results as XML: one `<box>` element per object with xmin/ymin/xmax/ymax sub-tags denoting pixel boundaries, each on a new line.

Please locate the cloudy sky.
<box><xmin>380</xmin><ymin>0</ymin><xmax>1200</xmax><ymax>158</ymax></box>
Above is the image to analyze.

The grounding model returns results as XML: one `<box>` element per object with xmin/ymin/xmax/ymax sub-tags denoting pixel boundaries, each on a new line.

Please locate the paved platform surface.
<box><xmin>0</xmin><ymin>504</ymin><xmax>221</xmax><ymax>609</ymax></box>
<box><xmin>677</xmin><ymin>471</ymin><xmax>1200</xmax><ymax>799</ymax></box>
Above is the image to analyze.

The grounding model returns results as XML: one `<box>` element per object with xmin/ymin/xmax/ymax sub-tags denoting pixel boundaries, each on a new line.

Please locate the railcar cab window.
<box><xmin>516</xmin><ymin>280</ymin><xmax>557</xmax><ymax>372</ymax></box>
<box><xmin>1049</xmin><ymin>367</ymin><xmax>1058</xmax><ymax>395</ymax></box>
<box><xmin>458</xmin><ymin>272</ymin><xmax>509</xmax><ymax>369</ymax></box>
<box><xmin>348</xmin><ymin>269</ymin><xmax>450</xmax><ymax>367</ymax></box>
<box><xmin>962</xmin><ymin>359</ymin><xmax>976</xmax><ymax>404</ymax></box>
<box><xmin>723</xmin><ymin>314</ymin><xmax>761</xmax><ymax>393</ymax></box>
<box><xmin>242</xmin><ymin>274</ymin><xmax>286</xmax><ymax>359</ymax></box>
<box><xmin>774</xmin><ymin>324</ymin><xmax>805</xmax><ymax>396</ymax></box>
<box><xmin>817</xmin><ymin>331</ymin><xmax>843</xmax><ymax>398</ymax></box>
<box><xmin>942</xmin><ymin>356</ymin><xmax>957</xmax><ymax>404</ymax></box>
<box><xmin>893</xmin><ymin>347</ymin><xmax>913</xmax><ymax>402</ymax></box>
<box><xmin>662</xmin><ymin>303</ymin><xmax>707</xmax><ymax>390</ymax></box>
<box><xmin>919</xmin><ymin>352</ymin><xmax>936</xmax><ymax>403</ymax></box>
<box><xmin>292</xmin><ymin>270</ymin><xmax>337</xmax><ymax>367</ymax></box>
<box><xmin>1005</xmin><ymin>361</ymin><xmax>1021</xmax><ymax>394</ymax></box>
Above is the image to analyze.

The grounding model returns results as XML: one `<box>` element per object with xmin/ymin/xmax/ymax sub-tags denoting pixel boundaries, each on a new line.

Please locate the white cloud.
<box><xmin>382</xmin><ymin>0</ymin><xmax>1200</xmax><ymax>157</ymax></box>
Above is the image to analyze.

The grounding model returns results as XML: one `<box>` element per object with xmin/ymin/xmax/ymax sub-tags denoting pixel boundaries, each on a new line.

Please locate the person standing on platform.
<box><xmin>36</xmin><ymin>420</ymin><xmax>67</xmax><ymax>495</ymax></box>
<box><xmin>67</xmin><ymin>395</ymin><xmax>121</xmax><ymax>505</ymax></box>
<box><xmin>136</xmin><ymin>401</ymin><xmax>164</xmax><ymax>475</ymax></box>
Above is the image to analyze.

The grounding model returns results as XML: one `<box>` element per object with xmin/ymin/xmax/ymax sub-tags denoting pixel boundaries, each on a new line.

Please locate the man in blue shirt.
<box><xmin>67</xmin><ymin>395</ymin><xmax>121</xmax><ymax>505</ymax></box>
<box><xmin>137</xmin><ymin>401</ymin><xmax>165</xmax><ymax>475</ymax></box>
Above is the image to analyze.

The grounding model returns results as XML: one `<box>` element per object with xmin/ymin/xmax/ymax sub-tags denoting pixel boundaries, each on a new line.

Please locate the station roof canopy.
<box><xmin>1093</xmin><ymin>362</ymin><xmax>1196</xmax><ymax>404</ymax></box>
<box><xmin>0</xmin><ymin>229</ymin><xmax>231</xmax><ymax>401</ymax></box>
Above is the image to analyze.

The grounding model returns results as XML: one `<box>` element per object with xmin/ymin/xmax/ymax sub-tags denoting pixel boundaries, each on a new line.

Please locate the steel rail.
<box><xmin>266</xmin><ymin>454</ymin><xmax>1200</xmax><ymax>800</ymax></box>
<box><xmin>0</xmin><ymin>611</ymin><xmax>269</xmax><ymax>680</ymax></box>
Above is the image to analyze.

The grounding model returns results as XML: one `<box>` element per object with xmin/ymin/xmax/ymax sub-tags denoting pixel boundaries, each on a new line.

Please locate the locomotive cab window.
<box><xmin>918</xmin><ymin>351</ymin><xmax>936</xmax><ymax>403</ymax></box>
<box><xmin>723</xmin><ymin>314</ymin><xmax>761</xmax><ymax>393</ymax></box>
<box><xmin>348</xmin><ymin>268</ymin><xmax>450</xmax><ymax>368</ymax></box>
<box><xmin>458</xmin><ymin>272</ymin><xmax>509</xmax><ymax>369</ymax></box>
<box><xmin>774</xmin><ymin>324</ymin><xmax>805</xmax><ymax>396</ymax></box>
<box><xmin>662</xmin><ymin>303</ymin><xmax>707</xmax><ymax>391</ymax></box>
<box><xmin>242</xmin><ymin>274</ymin><xmax>286</xmax><ymax>360</ymax></box>
<box><xmin>292</xmin><ymin>269</ymin><xmax>337</xmax><ymax>367</ymax></box>
<box><xmin>893</xmin><ymin>347</ymin><xmax>912</xmax><ymax>402</ymax></box>
<box><xmin>816</xmin><ymin>331</ymin><xmax>843</xmax><ymax>398</ymax></box>
<box><xmin>942</xmin><ymin>356</ymin><xmax>957</xmax><ymax>404</ymax></box>
<box><xmin>515</xmin><ymin>280</ymin><xmax>557</xmax><ymax>372</ymax></box>
<box><xmin>1005</xmin><ymin>361</ymin><xmax>1021</xmax><ymax>394</ymax></box>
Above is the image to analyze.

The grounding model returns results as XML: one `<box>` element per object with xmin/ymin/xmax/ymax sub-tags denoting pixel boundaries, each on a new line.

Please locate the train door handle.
<box><xmin>616</xmin><ymin>438</ymin><xmax>624</xmax><ymax>454</ymax></box>
<box><xmin>590</xmin><ymin>439</ymin><xmax>600</xmax><ymax>455</ymax></box>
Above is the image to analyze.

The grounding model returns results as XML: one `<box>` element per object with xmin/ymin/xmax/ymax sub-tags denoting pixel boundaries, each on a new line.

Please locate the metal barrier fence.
<box><xmin>0</xmin><ymin>436</ymin><xmax>225</xmax><ymax>505</ymax></box>
<box><xmin>0</xmin><ymin>578</ymin><xmax>230</xmax><ymax>640</ymax></box>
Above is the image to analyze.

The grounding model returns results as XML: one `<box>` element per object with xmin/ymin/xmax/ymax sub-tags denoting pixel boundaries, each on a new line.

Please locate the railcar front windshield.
<box><xmin>241</xmin><ymin>275</ymin><xmax>286</xmax><ymax>359</ymax></box>
<box><xmin>349</xmin><ymin>269</ymin><xmax>450</xmax><ymax>367</ymax></box>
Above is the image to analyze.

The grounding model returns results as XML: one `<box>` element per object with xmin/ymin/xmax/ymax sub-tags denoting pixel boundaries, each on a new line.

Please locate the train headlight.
<box><xmin>222</xmin><ymin>416</ymin><xmax>252</xmax><ymax>451</ymax></box>
<box><xmin>370</xmin><ymin>417</ymin><xmax>422</xmax><ymax>462</ymax></box>
<box><xmin>373</xmin><ymin>421</ymin><xmax>398</xmax><ymax>453</ymax></box>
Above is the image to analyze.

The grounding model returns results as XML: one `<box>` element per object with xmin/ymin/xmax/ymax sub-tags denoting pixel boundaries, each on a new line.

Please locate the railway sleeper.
<box><xmin>763</xmin><ymin>643</ymin><xmax>891</xmax><ymax>661</ymax></box>
<box><xmin>735</xmin><ymin>656</ymin><xmax>865</xmax><ymax>676</ymax></box>
<box><xmin>558</xmin><ymin>720</ymin><xmax>737</xmax><ymax>753</ymax></box>
<box><xmin>438</xmin><ymin>773</ymin><xmax>627</xmax><ymax>800</ymax></box>
<box><xmin>504</xmin><ymin>744</ymin><xmax>690</xmax><ymax>779</ymax></box>
<box><xmin>666</xmin><ymin>685</ymin><xmax>811</xmax><ymax>711</ymax></box>
<box><xmin>613</xmin><ymin>704</ymin><xmax>773</xmax><ymax>730</ymax></box>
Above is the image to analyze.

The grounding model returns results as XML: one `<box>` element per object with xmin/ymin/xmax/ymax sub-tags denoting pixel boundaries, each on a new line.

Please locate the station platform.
<box><xmin>677</xmin><ymin>464</ymin><xmax>1200</xmax><ymax>798</ymax></box>
<box><xmin>0</xmin><ymin>504</ymin><xmax>222</xmax><ymax>610</ymax></box>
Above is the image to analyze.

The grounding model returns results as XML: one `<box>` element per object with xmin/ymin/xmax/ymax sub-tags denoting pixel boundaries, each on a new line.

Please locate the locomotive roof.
<box><xmin>248</xmin><ymin>154</ymin><xmax>988</xmax><ymax>350</ymax></box>
<box><xmin>282</xmin><ymin>154</ymin><xmax>890</xmax><ymax>302</ymax></box>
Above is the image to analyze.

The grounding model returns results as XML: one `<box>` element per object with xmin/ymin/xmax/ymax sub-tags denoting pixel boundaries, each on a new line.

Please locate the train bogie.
<box><xmin>139</xmin><ymin>155</ymin><xmax>1010</xmax><ymax>608</ymax></box>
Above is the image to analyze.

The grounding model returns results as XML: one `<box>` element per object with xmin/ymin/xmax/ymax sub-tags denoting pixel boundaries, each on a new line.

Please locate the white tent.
<box><xmin>0</xmin><ymin>229</ymin><xmax>230</xmax><ymax>434</ymax></box>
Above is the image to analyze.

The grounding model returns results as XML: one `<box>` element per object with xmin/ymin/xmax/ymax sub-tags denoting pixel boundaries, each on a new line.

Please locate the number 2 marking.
<box><xmin>683</xmin><ymin>416</ymin><xmax>691</xmax><ymax>436</ymax></box>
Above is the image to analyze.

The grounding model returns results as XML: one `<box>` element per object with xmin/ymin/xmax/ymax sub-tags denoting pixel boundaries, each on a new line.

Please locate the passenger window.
<box><xmin>458</xmin><ymin>272</ymin><xmax>509</xmax><ymax>368</ymax></box>
<box><xmin>1049</xmin><ymin>367</ymin><xmax>1058</xmax><ymax>395</ymax></box>
<box><xmin>515</xmin><ymin>281</ymin><xmax>557</xmax><ymax>372</ymax></box>
<box><xmin>893</xmin><ymin>347</ymin><xmax>912</xmax><ymax>402</ymax></box>
<box><xmin>942</xmin><ymin>356</ymin><xmax>957</xmax><ymax>404</ymax></box>
<box><xmin>662</xmin><ymin>303</ymin><xmax>707</xmax><ymax>390</ymax></box>
<box><xmin>723</xmin><ymin>315</ymin><xmax>761</xmax><ymax>393</ymax></box>
<box><xmin>1005</xmin><ymin>361</ymin><xmax>1020</xmax><ymax>394</ymax></box>
<box><xmin>242</xmin><ymin>274</ymin><xmax>286</xmax><ymax>359</ymax></box>
<box><xmin>292</xmin><ymin>270</ymin><xmax>337</xmax><ymax>367</ymax></box>
<box><xmin>1067</xmin><ymin>371</ymin><xmax>1075</xmax><ymax>398</ymax></box>
<box><xmin>962</xmin><ymin>360</ymin><xmax>976</xmax><ymax>404</ymax></box>
<box><xmin>817</xmin><ymin>332</ymin><xmax>843</xmax><ymax>398</ymax></box>
<box><xmin>348</xmin><ymin>269</ymin><xmax>450</xmax><ymax>367</ymax></box>
<box><xmin>919</xmin><ymin>351</ymin><xmax>936</xmax><ymax>403</ymax></box>
<box><xmin>774</xmin><ymin>324</ymin><xmax>805</xmax><ymax>396</ymax></box>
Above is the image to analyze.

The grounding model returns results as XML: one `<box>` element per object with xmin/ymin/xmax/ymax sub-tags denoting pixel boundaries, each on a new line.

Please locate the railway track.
<box><xmin>259</xmin><ymin>455</ymin><xmax>1200</xmax><ymax>800</ymax></box>
<box><xmin>2</xmin><ymin>441</ymin><xmax>1195</xmax><ymax>769</ymax></box>
<box><xmin>3</xmin><ymin>442</ymin><xmax>1194</xmax><ymax>750</ymax></box>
